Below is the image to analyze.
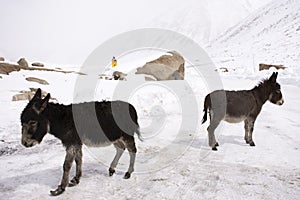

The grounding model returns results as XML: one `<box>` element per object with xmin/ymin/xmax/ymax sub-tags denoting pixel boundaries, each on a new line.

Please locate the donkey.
<box><xmin>202</xmin><ymin>72</ymin><xmax>284</xmax><ymax>151</ymax></box>
<box><xmin>20</xmin><ymin>88</ymin><xmax>142</xmax><ymax>196</ymax></box>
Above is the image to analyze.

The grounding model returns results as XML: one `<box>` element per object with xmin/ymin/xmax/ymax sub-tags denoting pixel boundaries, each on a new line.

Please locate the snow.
<box><xmin>1</xmin><ymin>0</ymin><xmax>300</xmax><ymax>199</ymax></box>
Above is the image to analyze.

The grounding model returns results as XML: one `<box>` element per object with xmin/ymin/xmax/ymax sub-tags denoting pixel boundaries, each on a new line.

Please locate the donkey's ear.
<box><xmin>40</xmin><ymin>93</ymin><xmax>51</xmax><ymax>112</ymax></box>
<box><xmin>32</xmin><ymin>88</ymin><xmax>42</xmax><ymax>100</ymax></box>
<box><xmin>269</xmin><ymin>72</ymin><xmax>278</xmax><ymax>83</ymax></box>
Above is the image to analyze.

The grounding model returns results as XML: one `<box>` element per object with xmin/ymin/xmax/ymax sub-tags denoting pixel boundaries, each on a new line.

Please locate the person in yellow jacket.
<box><xmin>112</xmin><ymin>56</ymin><xmax>117</xmax><ymax>68</ymax></box>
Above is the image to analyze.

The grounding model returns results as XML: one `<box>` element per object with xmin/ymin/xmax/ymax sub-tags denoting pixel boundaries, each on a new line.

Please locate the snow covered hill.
<box><xmin>207</xmin><ymin>0</ymin><xmax>300</xmax><ymax>80</ymax></box>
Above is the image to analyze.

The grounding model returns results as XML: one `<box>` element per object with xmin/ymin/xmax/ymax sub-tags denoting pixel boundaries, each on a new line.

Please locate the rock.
<box><xmin>136</xmin><ymin>51</ymin><xmax>185</xmax><ymax>81</ymax></box>
<box><xmin>0</xmin><ymin>57</ymin><xmax>4</xmax><ymax>62</ymax></box>
<box><xmin>168</xmin><ymin>64</ymin><xmax>185</xmax><ymax>79</ymax></box>
<box><xmin>215</xmin><ymin>67</ymin><xmax>229</xmax><ymax>73</ymax></box>
<box><xmin>12</xmin><ymin>88</ymin><xmax>56</xmax><ymax>101</ymax></box>
<box><xmin>31</xmin><ymin>62</ymin><xmax>44</xmax><ymax>67</ymax></box>
<box><xmin>113</xmin><ymin>71</ymin><xmax>127</xmax><ymax>80</ymax></box>
<box><xmin>25</xmin><ymin>77</ymin><xmax>49</xmax><ymax>85</ymax></box>
<box><xmin>144</xmin><ymin>76</ymin><xmax>157</xmax><ymax>81</ymax></box>
<box><xmin>0</xmin><ymin>62</ymin><xmax>21</xmax><ymax>75</ymax></box>
<box><xmin>17</xmin><ymin>58</ymin><xmax>29</xmax><ymax>67</ymax></box>
<box><xmin>259</xmin><ymin>63</ymin><xmax>286</xmax><ymax>71</ymax></box>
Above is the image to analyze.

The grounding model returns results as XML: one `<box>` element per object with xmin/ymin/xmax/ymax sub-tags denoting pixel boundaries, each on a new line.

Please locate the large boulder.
<box><xmin>135</xmin><ymin>51</ymin><xmax>185</xmax><ymax>80</ymax></box>
<box><xmin>0</xmin><ymin>57</ymin><xmax>4</xmax><ymax>62</ymax></box>
<box><xmin>17</xmin><ymin>58</ymin><xmax>29</xmax><ymax>67</ymax></box>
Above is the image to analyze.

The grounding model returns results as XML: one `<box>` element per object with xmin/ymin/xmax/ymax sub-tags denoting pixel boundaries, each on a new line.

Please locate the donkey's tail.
<box><xmin>135</xmin><ymin>126</ymin><xmax>144</xmax><ymax>142</ymax></box>
<box><xmin>202</xmin><ymin>94</ymin><xmax>211</xmax><ymax>124</ymax></box>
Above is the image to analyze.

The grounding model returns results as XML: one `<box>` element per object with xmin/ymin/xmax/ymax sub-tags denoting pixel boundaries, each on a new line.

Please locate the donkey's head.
<box><xmin>20</xmin><ymin>88</ymin><xmax>50</xmax><ymax>147</ymax></box>
<box><xmin>267</xmin><ymin>72</ymin><xmax>284</xmax><ymax>105</ymax></box>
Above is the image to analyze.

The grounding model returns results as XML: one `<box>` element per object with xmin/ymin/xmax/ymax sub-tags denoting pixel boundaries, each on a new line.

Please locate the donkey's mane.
<box><xmin>252</xmin><ymin>78</ymin><xmax>270</xmax><ymax>91</ymax></box>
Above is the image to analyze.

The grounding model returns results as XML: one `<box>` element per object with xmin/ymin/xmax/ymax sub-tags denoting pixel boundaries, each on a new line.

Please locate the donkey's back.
<box><xmin>73</xmin><ymin>101</ymin><xmax>141</xmax><ymax>146</ymax></box>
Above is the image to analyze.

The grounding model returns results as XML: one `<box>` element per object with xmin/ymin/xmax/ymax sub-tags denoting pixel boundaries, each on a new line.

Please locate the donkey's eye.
<box><xmin>29</xmin><ymin>121</ymin><xmax>38</xmax><ymax>126</ymax></box>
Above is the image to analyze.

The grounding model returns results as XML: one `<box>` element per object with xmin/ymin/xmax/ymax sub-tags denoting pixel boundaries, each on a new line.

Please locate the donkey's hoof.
<box><xmin>50</xmin><ymin>186</ymin><xmax>65</xmax><ymax>196</ymax></box>
<box><xmin>212</xmin><ymin>147</ymin><xmax>218</xmax><ymax>151</ymax></box>
<box><xmin>215</xmin><ymin>142</ymin><xmax>219</xmax><ymax>147</ymax></box>
<box><xmin>124</xmin><ymin>172</ymin><xmax>131</xmax><ymax>179</ymax></box>
<box><xmin>109</xmin><ymin>168</ymin><xmax>115</xmax><ymax>176</ymax></box>
<box><xmin>249</xmin><ymin>141</ymin><xmax>255</xmax><ymax>146</ymax></box>
<box><xmin>68</xmin><ymin>177</ymin><xmax>79</xmax><ymax>187</ymax></box>
<box><xmin>245</xmin><ymin>140</ymin><xmax>250</xmax><ymax>144</ymax></box>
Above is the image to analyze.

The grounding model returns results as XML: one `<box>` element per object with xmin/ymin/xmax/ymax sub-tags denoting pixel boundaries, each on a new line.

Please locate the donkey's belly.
<box><xmin>83</xmin><ymin>138</ymin><xmax>112</xmax><ymax>147</ymax></box>
<box><xmin>224</xmin><ymin>115</ymin><xmax>246</xmax><ymax>123</ymax></box>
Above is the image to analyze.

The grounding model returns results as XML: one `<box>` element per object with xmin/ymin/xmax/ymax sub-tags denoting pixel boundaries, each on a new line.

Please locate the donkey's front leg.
<box><xmin>69</xmin><ymin>145</ymin><xmax>82</xmax><ymax>187</ymax></box>
<box><xmin>50</xmin><ymin>145</ymin><xmax>76</xmax><ymax>196</ymax></box>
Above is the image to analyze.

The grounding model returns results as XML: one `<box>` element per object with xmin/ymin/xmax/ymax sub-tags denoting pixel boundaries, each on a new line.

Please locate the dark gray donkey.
<box><xmin>202</xmin><ymin>72</ymin><xmax>284</xmax><ymax>150</ymax></box>
<box><xmin>20</xmin><ymin>88</ymin><xmax>142</xmax><ymax>196</ymax></box>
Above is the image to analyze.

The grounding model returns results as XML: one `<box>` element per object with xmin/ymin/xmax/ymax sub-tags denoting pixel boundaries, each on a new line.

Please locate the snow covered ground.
<box><xmin>1</xmin><ymin>0</ymin><xmax>300</xmax><ymax>199</ymax></box>
<box><xmin>0</xmin><ymin>57</ymin><xmax>299</xmax><ymax>199</ymax></box>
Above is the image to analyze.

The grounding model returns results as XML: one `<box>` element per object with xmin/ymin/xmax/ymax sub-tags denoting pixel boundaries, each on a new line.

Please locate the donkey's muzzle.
<box><xmin>277</xmin><ymin>99</ymin><xmax>284</xmax><ymax>105</ymax></box>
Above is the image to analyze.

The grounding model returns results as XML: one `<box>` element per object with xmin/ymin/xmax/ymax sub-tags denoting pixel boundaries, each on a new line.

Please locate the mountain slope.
<box><xmin>208</xmin><ymin>0</ymin><xmax>300</xmax><ymax>76</ymax></box>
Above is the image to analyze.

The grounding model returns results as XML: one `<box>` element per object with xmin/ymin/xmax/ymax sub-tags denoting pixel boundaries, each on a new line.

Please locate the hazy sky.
<box><xmin>0</xmin><ymin>0</ymin><xmax>270</xmax><ymax>65</ymax></box>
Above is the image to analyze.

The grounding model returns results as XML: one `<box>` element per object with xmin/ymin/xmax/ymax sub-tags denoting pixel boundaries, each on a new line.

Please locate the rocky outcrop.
<box><xmin>259</xmin><ymin>63</ymin><xmax>286</xmax><ymax>71</ymax></box>
<box><xmin>0</xmin><ymin>62</ymin><xmax>85</xmax><ymax>75</ymax></box>
<box><xmin>31</xmin><ymin>62</ymin><xmax>44</xmax><ymax>67</ymax></box>
<box><xmin>0</xmin><ymin>63</ymin><xmax>21</xmax><ymax>75</ymax></box>
<box><xmin>135</xmin><ymin>51</ymin><xmax>185</xmax><ymax>81</ymax></box>
<box><xmin>17</xmin><ymin>58</ymin><xmax>29</xmax><ymax>67</ymax></box>
<box><xmin>25</xmin><ymin>77</ymin><xmax>49</xmax><ymax>85</ymax></box>
<box><xmin>12</xmin><ymin>88</ymin><xmax>56</xmax><ymax>101</ymax></box>
<box><xmin>0</xmin><ymin>57</ymin><xmax>4</xmax><ymax>62</ymax></box>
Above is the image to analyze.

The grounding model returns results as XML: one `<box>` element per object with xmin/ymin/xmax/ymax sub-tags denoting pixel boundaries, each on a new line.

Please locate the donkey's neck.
<box><xmin>45</xmin><ymin>103</ymin><xmax>73</xmax><ymax>141</ymax></box>
<box><xmin>251</xmin><ymin>82</ymin><xmax>271</xmax><ymax>106</ymax></box>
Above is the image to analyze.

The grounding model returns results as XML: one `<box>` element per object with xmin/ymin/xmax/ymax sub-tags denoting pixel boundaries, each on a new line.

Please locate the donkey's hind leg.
<box><xmin>207</xmin><ymin>117</ymin><xmax>221</xmax><ymax>151</ymax></box>
<box><xmin>69</xmin><ymin>145</ymin><xmax>82</xmax><ymax>187</ymax></box>
<box><xmin>123</xmin><ymin>136</ymin><xmax>137</xmax><ymax>179</ymax></box>
<box><xmin>244</xmin><ymin>120</ymin><xmax>250</xmax><ymax>144</ymax></box>
<box><xmin>109</xmin><ymin>141</ymin><xmax>125</xmax><ymax>176</ymax></box>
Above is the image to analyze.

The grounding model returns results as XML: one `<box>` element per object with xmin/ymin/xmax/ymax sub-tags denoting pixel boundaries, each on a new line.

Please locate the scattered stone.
<box><xmin>25</xmin><ymin>77</ymin><xmax>49</xmax><ymax>85</ymax></box>
<box><xmin>215</xmin><ymin>67</ymin><xmax>229</xmax><ymax>73</ymax></box>
<box><xmin>17</xmin><ymin>58</ymin><xmax>29</xmax><ymax>67</ymax></box>
<box><xmin>113</xmin><ymin>71</ymin><xmax>127</xmax><ymax>80</ymax></box>
<box><xmin>136</xmin><ymin>51</ymin><xmax>185</xmax><ymax>81</ymax></box>
<box><xmin>259</xmin><ymin>63</ymin><xmax>286</xmax><ymax>71</ymax></box>
<box><xmin>31</xmin><ymin>62</ymin><xmax>44</xmax><ymax>67</ymax></box>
